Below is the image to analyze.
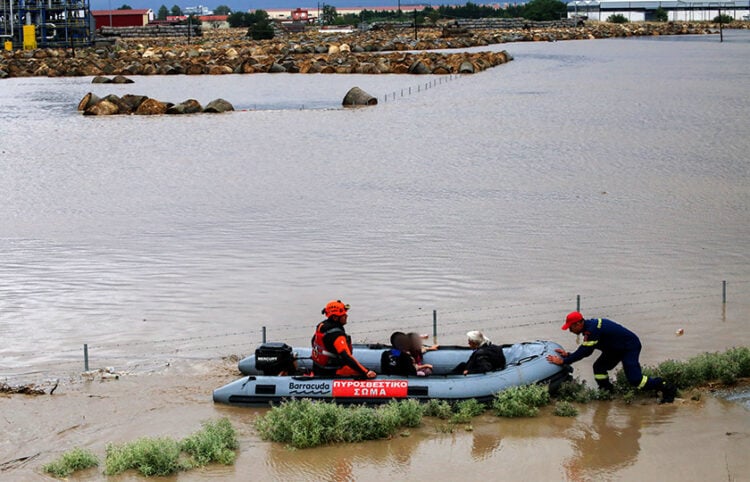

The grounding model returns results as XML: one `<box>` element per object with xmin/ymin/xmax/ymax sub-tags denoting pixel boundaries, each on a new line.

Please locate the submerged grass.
<box><xmin>180</xmin><ymin>418</ymin><xmax>239</xmax><ymax>467</ymax></box>
<box><xmin>613</xmin><ymin>346</ymin><xmax>750</xmax><ymax>393</ymax></box>
<box><xmin>492</xmin><ymin>384</ymin><xmax>550</xmax><ymax>418</ymax></box>
<box><xmin>104</xmin><ymin>417</ymin><xmax>238</xmax><ymax>477</ymax></box>
<box><xmin>104</xmin><ymin>437</ymin><xmax>185</xmax><ymax>477</ymax></box>
<box><xmin>42</xmin><ymin>447</ymin><xmax>99</xmax><ymax>478</ymax></box>
<box><xmin>255</xmin><ymin>399</ymin><xmax>423</xmax><ymax>449</ymax></box>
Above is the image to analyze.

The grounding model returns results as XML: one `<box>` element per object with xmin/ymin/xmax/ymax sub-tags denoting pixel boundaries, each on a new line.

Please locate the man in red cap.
<box><xmin>547</xmin><ymin>311</ymin><xmax>676</xmax><ymax>403</ymax></box>
<box><xmin>311</xmin><ymin>300</ymin><xmax>376</xmax><ymax>379</ymax></box>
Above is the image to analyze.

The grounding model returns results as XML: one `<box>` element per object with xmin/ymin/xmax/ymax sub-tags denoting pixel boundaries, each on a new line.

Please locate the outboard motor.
<box><xmin>255</xmin><ymin>342</ymin><xmax>295</xmax><ymax>375</ymax></box>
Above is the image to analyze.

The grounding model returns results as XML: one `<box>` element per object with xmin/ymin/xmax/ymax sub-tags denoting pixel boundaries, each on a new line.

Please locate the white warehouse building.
<box><xmin>567</xmin><ymin>0</ymin><xmax>750</xmax><ymax>22</ymax></box>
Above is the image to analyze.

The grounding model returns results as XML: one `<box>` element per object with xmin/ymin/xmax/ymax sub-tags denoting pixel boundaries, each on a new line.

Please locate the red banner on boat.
<box><xmin>332</xmin><ymin>380</ymin><xmax>408</xmax><ymax>398</ymax></box>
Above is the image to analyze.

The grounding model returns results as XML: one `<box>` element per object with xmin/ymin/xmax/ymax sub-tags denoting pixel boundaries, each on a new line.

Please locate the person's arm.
<box><xmin>465</xmin><ymin>349</ymin><xmax>493</xmax><ymax>374</ymax></box>
<box><xmin>562</xmin><ymin>344</ymin><xmax>595</xmax><ymax>364</ymax></box>
<box><xmin>333</xmin><ymin>336</ymin><xmax>375</xmax><ymax>377</ymax></box>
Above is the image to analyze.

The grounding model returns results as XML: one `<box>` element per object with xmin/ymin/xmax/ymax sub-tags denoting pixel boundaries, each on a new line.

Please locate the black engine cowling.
<box><xmin>255</xmin><ymin>342</ymin><xmax>295</xmax><ymax>375</ymax></box>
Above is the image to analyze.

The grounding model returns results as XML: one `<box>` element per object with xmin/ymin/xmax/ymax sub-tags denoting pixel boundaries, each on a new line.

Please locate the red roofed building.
<box><xmin>198</xmin><ymin>15</ymin><xmax>229</xmax><ymax>29</ymax></box>
<box><xmin>92</xmin><ymin>9</ymin><xmax>153</xmax><ymax>29</ymax></box>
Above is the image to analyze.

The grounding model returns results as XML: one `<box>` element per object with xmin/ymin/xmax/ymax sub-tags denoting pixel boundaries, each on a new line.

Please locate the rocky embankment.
<box><xmin>78</xmin><ymin>92</ymin><xmax>234</xmax><ymax>115</ymax></box>
<box><xmin>0</xmin><ymin>22</ymin><xmax>742</xmax><ymax>79</ymax></box>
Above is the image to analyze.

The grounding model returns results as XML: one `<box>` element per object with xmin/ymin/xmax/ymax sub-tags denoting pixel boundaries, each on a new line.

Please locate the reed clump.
<box><xmin>42</xmin><ymin>447</ymin><xmax>99</xmax><ymax>478</ymax></box>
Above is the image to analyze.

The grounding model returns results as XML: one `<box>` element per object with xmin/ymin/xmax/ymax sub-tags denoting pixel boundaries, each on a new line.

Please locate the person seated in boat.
<box><xmin>407</xmin><ymin>332</ymin><xmax>438</xmax><ymax>376</ymax></box>
<box><xmin>311</xmin><ymin>300</ymin><xmax>376</xmax><ymax>379</ymax></box>
<box><xmin>381</xmin><ymin>331</ymin><xmax>418</xmax><ymax>376</ymax></box>
<box><xmin>451</xmin><ymin>330</ymin><xmax>506</xmax><ymax>375</ymax></box>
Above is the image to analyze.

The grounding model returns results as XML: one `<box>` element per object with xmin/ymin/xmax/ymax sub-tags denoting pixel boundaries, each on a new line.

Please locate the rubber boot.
<box><xmin>596</xmin><ymin>378</ymin><xmax>615</xmax><ymax>393</ymax></box>
<box><xmin>659</xmin><ymin>382</ymin><xmax>677</xmax><ymax>404</ymax></box>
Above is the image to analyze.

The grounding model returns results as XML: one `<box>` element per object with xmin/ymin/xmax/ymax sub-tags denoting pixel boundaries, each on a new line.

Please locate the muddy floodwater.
<box><xmin>2</xmin><ymin>31</ymin><xmax>750</xmax><ymax>480</ymax></box>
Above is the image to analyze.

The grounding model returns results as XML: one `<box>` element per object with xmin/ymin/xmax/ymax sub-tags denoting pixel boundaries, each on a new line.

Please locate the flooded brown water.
<box><xmin>2</xmin><ymin>360</ymin><xmax>749</xmax><ymax>481</ymax></box>
<box><xmin>2</xmin><ymin>30</ymin><xmax>750</xmax><ymax>480</ymax></box>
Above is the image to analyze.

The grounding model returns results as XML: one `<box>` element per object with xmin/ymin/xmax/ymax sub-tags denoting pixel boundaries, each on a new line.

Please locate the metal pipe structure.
<box><xmin>0</xmin><ymin>0</ymin><xmax>91</xmax><ymax>48</ymax></box>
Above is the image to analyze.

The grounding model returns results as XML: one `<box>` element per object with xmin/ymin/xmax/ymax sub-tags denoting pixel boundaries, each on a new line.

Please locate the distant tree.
<box><xmin>117</xmin><ymin>4</ymin><xmax>132</xmax><ymax>9</ymax></box>
<box><xmin>521</xmin><ymin>0</ymin><xmax>567</xmax><ymax>21</ymax></box>
<box><xmin>170</xmin><ymin>4</ymin><xmax>182</xmax><ymax>16</ymax></box>
<box><xmin>607</xmin><ymin>13</ymin><xmax>629</xmax><ymax>23</ymax></box>
<box><xmin>227</xmin><ymin>11</ymin><xmax>248</xmax><ymax>27</ymax></box>
<box><xmin>713</xmin><ymin>13</ymin><xmax>733</xmax><ymax>23</ymax></box>
<box><xmin>653</xmin><ymin>7</ymin><xmax>668</xmax><ymax>22</ymax></box>
<box><xmin>321</xmin><ymin>5</ymin><xmax>338</xmax><ymax>25</ymax></box>
<box><xmin>213</xmin><ymin>5</ymin><xmax>231</xmax><ymax>15</ymax></box>
<box><xmin>157</xmin><ymin>4</ymin><xmax>169</xmax><ymax>20</ymax></box>
<box><xmin>245</xmin><ymin>9</ymin><xmax>274</xmax><ymax>39</ymax></box>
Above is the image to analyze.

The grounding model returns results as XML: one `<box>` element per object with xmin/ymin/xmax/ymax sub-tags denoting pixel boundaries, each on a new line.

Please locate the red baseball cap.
<box><xmin>561</xmin><ymin>311</ymin><xmax>584</xmax><ymax>330</ymax></box>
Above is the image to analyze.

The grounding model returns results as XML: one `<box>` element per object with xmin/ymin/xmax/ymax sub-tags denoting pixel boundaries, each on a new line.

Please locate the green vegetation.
<box><xmin>255</xmin><ymin>399</ymin><xmax>423</xmax><ymax>449</ymax></box>
<box><xmin>226</xmin><ymin>10</ymin><xmax>275</xmax><ymax>40</ymax></box>
<box><xmin>653</xmin><ymin>7</ymin><xmax>668</xmax><ymax>22</ymax></box>
<box><xmin>492</xmin><ymin>384</ymin><xmax>550</xmax><ymax>417</ymax></box>
<box><xmin>643</xmin><ymin>347</ymin><xmax>750</xmax><ymax>388</ymax></box>
<box><xmin>422</xmin><ymin>398</ymin><xmax>454</xmax><ymax>419</ymax></box>
<box><xmin>157</xmin><ymin>4</ymin><xmax>169</xmax><ymax>20</ymax></box>
<box><xmin>180</xmin><ymin>418</ymin><xmax>239</xmax><ymax>467</ymax></box>
<box><xmin>104</xmin><ymin>418</ymin><xmax>238</xmax><ymax>477</ymax></box>
<box><xmin>451</xmin><ymin>399</ymin><xmax>486</xmax><ymax>423</ymax></box>
<box><xmin>553</xmin><ymin>401</ymin><xmax>579</xmax><ymax>417</ymax></box>
<box><xmin>42</xmin><ymin>448</ymin><xmax>99</xmax><ymax>478</ymax></box>
<box><xmin>105</xmin><ymin>437</ymin><xmax>185</xmax><ymax>477</ymax></box>
<box><xmin>607</xmin><ymin>13</ymin><xmax>630</xmax><ymax>23</ymax></box>
<box><xmin>326</xmin><ymin>0</ymin><xmax>566</xmax><ymax>27</ymax></box>
<box><xmin>714</xmin><ymin>14</ymin><xmax>734</xmax><ymax>23</ymax></box>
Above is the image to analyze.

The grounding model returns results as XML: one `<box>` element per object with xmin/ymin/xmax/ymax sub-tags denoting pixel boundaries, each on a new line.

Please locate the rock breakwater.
<box><xmin>78</xmin><ymin>92</ymin><xmax>234</xmax><ymax>115</ymax></box>
<box><xmin>0</xmin><ymin>21</ymin><xmax>740</xmax><ymax>79</ymax></box>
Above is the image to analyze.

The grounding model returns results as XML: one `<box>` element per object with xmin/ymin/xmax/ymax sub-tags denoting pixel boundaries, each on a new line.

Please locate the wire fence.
<box><xmin>1</xmin><ymin>279</ymin><xmax>747</xmax><ymax>382</ymax></box>
<box><xmin>381</xmin><ymin>73</ymin><xmax>463</xmax><ymax>104</ymax></box>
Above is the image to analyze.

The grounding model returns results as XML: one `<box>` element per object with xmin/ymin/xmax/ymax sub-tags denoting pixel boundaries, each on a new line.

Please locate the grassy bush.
<box><xmin>492</xmin><ymin>384</ymin><xmax>550</xmax><ymax>418</ymax></box>
<box><xmin>451</xmin><ymin>399</ymin><xmax>486</xmax><ymax>423</ymax></box>
<box><xmin>104</xmin><ymin>437</ymin><xmax>185</xmax><ymax>477</ymax></box>
<box><xmin>180</xmin><ymin>418</ymin><xmax>239</xmax><ymax>467</ymax></box>
<box><xmin>554</xmin><ymin>379</ymin><xmax>601</xmax><ymax>403</ymax></box>
<box><xmin>642</xmin><ymin>347</ymin><xmax>750</xmax><ymax>389</ymax></box>
<box><xmin>42</xmin><ymin>447</ymin><xmax>99</xmax><ymax>478</ymax></box>
<box><xmin>255</xmin><ymin>399</ymin><xmax>423</xmax><ymax>449</ymax></box>
<box><xmin>553</xmin><ymin>401</ymin><xmax>579</xmax><ymax>417</ymax></box>
<box><xmin>422</xmin><ymin>399</ymin><xmax>453</xmax><ymax>419</ymax></box>
<box><xmin>607</xmin><ymin>13</ymin><xmax>629</xmax><ymax>23</ymax></box>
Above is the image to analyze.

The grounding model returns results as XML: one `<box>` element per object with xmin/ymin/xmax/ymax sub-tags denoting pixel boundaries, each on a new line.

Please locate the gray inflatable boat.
<box><xmin>213</xmin><ymin>340</ymin><xmax>571</xmax><ymax>406</ymax></box>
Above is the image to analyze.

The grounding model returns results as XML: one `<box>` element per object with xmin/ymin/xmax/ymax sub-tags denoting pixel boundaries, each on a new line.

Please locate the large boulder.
<box><xmin>203</xmin><ymin>98</ymin><xmax>234</xmax><ymax>113</ymax></box>
<box><xmin>91</xmin><ymin>75</ymin><xmax>111</xmax><ymax>84</ymax></box>
<box><xmin>135</xmin><ymin>98</ymin><xmax>168</xmax><ymax>115</ymax></box>
<box><xmin>77</xmin><ymin>92</ymin><xmax>101</xmax><ymax>111</ymax></box>
<box><xmin>166</xmin><ymin>99</ymin><xmax>203</xmax><ymax>114</ymax></box>
<box><xmin>342</xmin><ymin>87</ymin><xmax>377</xmax><ymax>107</ymax></box>
<box><xmin>102</xmin><ymin>94</ymin><xmax>133</xmax><ymax>114</ymax></box>
<box><xmin>409</xmin><ymin>60</ymin><xmax>431</xmax><ymax>75</ymax></box>
<box><xmin>83</xmin><ymin>99</ymin><xmax>120</xmax><ymax>116</ymax></box>
<box><xmin>111</xmin><ymin>74</ymin><xmax>134</xmax><ymax>84</ymax></box>
<box><xmin>121</xmin><ymin>94</ymin><xmax>148</xmax><ymax>111</ymax></box>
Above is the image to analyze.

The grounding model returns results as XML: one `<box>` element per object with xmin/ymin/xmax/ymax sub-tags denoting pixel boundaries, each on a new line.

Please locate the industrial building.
<box><xmin>91</xmin><ymin>8</ymin><xmax>152</xmax><ymax>29</ymax></box>
<box><xmin>1</xmin><ymin>0</ymin><xmax>92</xmax><ymax>49</ymax></box>
<box><xmin>567</xmin><ymin>0</ymin><xmax>750</xmax><ymax>22</ymax></box>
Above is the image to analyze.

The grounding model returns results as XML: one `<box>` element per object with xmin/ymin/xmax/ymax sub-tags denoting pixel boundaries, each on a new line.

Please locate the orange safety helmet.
<box><xmin>322</xmin><ymin>300</ymin><xmax>349</xmax><ymax>317</ymax></box>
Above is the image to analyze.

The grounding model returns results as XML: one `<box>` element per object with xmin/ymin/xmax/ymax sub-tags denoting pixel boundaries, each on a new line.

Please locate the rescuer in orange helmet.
<box><xmin>311</xmin><ymin>300</ymin><xmax>376</xmax><ymax>378</ymax></box>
